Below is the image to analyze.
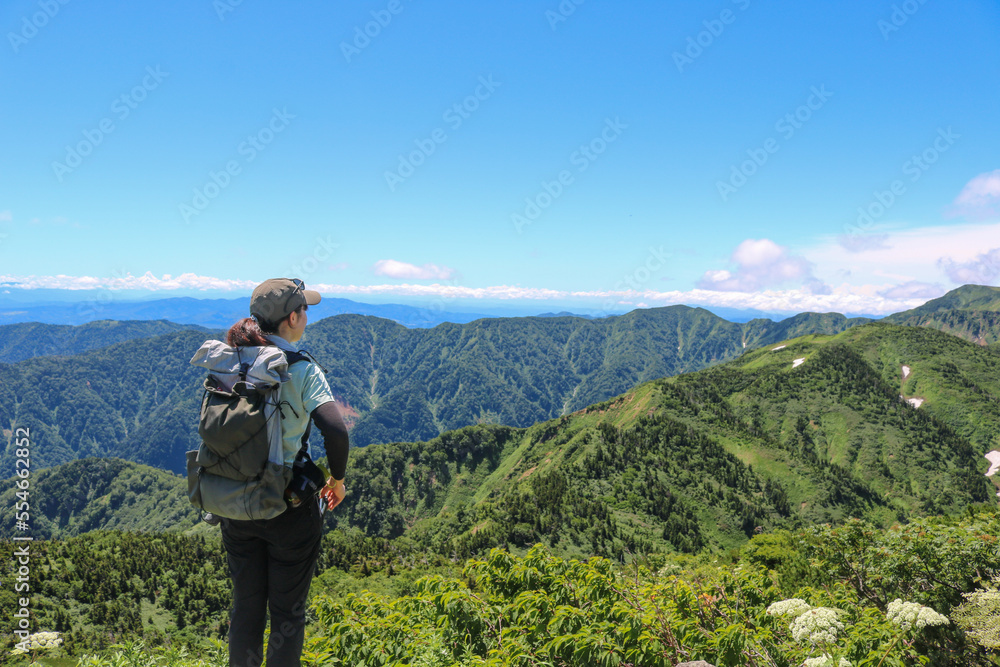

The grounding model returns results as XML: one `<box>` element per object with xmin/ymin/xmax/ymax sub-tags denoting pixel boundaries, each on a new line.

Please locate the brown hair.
<box><xmin>226</xmin><ymin>317</ymin><xmax>270</xmax><ymax>347</ymax></box>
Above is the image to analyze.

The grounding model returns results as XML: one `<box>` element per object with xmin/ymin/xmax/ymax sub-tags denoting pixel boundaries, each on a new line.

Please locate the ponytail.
<box><xmin>226</xmin><ymin>317</ymin><xmax>270</xmax><ymax>347</ymax></box>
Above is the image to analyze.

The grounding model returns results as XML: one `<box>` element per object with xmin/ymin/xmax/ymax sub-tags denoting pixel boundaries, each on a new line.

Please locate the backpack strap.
<box><xmin>281</xmin><ymin>349</ymin><xmax>314</xmax><ymax>456</ymax></box>
<box><xmin>283</xmin><ymin>350</ymin><xmax>310</xmax><ymax>366</ymax></box>
<box><xmin>294</xmin><ymin>349</ymin><xmax>328</xmax><ymax>374</ymax></box>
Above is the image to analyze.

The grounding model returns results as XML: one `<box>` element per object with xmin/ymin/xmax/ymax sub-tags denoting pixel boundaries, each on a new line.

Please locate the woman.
<box><xmin>220</xmin><ymin>277</ymin><xmax>349</xmax><ymax>667</ymax></box>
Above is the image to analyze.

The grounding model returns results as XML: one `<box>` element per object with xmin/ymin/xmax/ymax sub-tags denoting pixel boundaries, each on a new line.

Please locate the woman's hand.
<box><xmin>319</xmin><ymin>477</ymin><xmax>346</xmax><ymax>510</ymax></box>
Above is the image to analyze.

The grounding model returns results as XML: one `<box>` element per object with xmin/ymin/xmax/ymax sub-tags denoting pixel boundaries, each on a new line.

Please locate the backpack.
<box><xmin>185</xmin><ymin>340</ymin><xmax>310</xmax><ymax>521</ymax></box>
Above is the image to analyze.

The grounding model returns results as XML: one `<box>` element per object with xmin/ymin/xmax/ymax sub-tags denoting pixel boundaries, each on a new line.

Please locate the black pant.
<box><xmin>220</xmin><ymin>499</ymin><xmax>322</xmax><ymax>667</ymax></box>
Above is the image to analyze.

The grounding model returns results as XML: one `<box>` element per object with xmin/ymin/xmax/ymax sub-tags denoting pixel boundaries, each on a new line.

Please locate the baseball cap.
<box><xmin>250</xmin><ymin>278</ymin><xmax>322</xmax><ymax>324</ymax></box>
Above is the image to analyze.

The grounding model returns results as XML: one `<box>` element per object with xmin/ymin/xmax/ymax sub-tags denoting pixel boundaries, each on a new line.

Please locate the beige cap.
<box><xmin>250</xmin><ymin>278</ymin><xmax>321</xmax><ymax>324</ymax></box>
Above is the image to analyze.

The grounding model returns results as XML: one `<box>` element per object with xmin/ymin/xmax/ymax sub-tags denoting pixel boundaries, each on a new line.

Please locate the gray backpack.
<box><xmin>186</xmin><ymin>340</ymin><xmax>306</xmax><ymax>521</ymax></box>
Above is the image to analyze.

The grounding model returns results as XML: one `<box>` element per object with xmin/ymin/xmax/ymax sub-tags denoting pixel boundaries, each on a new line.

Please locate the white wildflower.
<box><xmin>790</xmin><ymin>607</ymin><xmax>845</xmax><ymax>645</ymax></box>
<box><xmin>767</xmin><ymin>598</ymin><xmax>813</xmax><ymax>618</ymax></box>
<box><xmin>11</xmin><ymin>631</ymin><xmax>63</xmax><ymax>655</ymax></box>
<box><xmin>952</xmin><ymin>577</ymin><xmax>1000</xmax><ymax>649</ymax></box>
<box><xmin>657</xmin><ymin>562</ymin><xmax>681</xmax><ymax>578</ymax></box>
<box><xmin>803</xmin><ymin>655</ymin><xmax>851</xmax><ymax>667</ymax></box>
<box><xmin>886</xmin><ymin>599</ymin><xmax>949</xmax><ymax>630</ymax></box>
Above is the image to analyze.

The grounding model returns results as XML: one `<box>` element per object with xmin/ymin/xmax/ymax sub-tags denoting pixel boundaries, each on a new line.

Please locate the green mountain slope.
<box><xmin>0</xmin><ymin>319</ymin><xmax>203</xmax><ymax>363</ymax></box>
<box><xmin>888</xmin><ymin>284</ymin><xmax>1000</xmax><ymax>315</ymax></box>
<box><xmin>0</xmin><ymin>457</ymin><xmax>202</xmax><ymax>540</ymax></box>
<box><xmin>0</xmin><ymin>330</ymin><xmax>210</xmax><ymax>476</ymax></box>
<box><xmin>1</xmin><ymin>288</ymin><xmax>993</xmax><ymax>478</ymax></box>
<box><xmin>0</xmin><ymin>529</ymin><xmax>230</xmax><ymax>653</ymax></box>
<box><xmin>887</xmin><ymin>309</ymin><xmax>1000</xmax><ymax>345</ymax></box>
<box><xmin>326</xmin><ymin>323</ymin><xmax>998</xmax><ymax>557</ymax></box>
<box><xmin>745</xmin><ymin>310</ymin><xmax>873</xmax><ymax>341</ymax></box>
<box><xmin>6</xmin><ymin>323</ymin><xmax>996</xmax><ymax>556</ymax></box>
<box><xmin>884</xmin><ymin>285</ymin><xmax>1000</xmax><ymax>345</ymax></box>
<box><xmin>0</xmin><ymin>307</ymin><xmax>866</xmax><ymax>476</ymax></box>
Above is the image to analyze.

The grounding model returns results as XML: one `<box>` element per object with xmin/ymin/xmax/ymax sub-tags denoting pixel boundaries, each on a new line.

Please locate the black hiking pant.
<box><xmin>220</xmin><ymin>499</ymin><xmax>323</xmax><ymax>667</ymax></box>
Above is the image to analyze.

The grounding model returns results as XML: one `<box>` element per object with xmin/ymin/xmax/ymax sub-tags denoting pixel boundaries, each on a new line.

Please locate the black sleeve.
<box><xmin>311</xmin><ymin>401</ymin><xmax>349</xmax><ymax>480</ymax></box>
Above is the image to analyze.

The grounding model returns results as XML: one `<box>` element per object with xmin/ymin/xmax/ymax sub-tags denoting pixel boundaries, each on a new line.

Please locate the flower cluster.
<box><xmin>886</xmin><ymin>599</ymin><xmax>949</xmax><ymax>631</ymax></box>
<box><xmin>768</xmin><ymin>599</ymin><xmax>845</xmax><ymax>644</ymax></box>
<box><xmin>656</xmin><ymin>562</ymin><xmax>681</xmax><ymax>578</ymax></box>
<box><xmin>803</xmin><ymin>654</ymin><xmax>851</xmax><ymax>667</ymax></box>
<box><xmin>767</xmin><ymin>598</ymin><xmax>813</xmax><ymax>618</ymax></box>
<box><xmin>11</xmin><ymin>631</ymin><xmax>63</xmax><ymax>655</ymax></box>
<box><xmin>953</xmin><ymin>576</ymin><xmax>1000</xmax><ymax>649</ymax></box>
<box><xmin>790</xmin><ymin>607</ymin><xmax>845</xmax><ymax>645</ymax></box>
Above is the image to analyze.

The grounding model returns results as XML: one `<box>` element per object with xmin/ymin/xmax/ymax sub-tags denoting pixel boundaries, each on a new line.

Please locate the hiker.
<box><xmin>219</xmin><ymin>278</ymin><xmax>350</xmax><ymax>667</ymax></box>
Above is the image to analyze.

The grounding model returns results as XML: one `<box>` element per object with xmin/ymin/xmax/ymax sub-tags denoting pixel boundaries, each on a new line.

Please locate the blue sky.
<box><xmin>1</xmin><ymin>0</ymin><xmax>999</xmax><ymax>316</ymax></box>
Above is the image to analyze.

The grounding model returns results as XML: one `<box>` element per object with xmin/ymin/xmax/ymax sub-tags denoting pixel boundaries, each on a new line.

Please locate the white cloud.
<box><xmin>951</xmin><ymin>169</ymin><xmax>1000</xmax><ymax>219</ymax></box>
<box><xmin>878</xmin><ymin>280</ymin><xmax>944</xmax><ymax>300</ymax></box>
<box><xmin>0</xmin><ymin>275</ymin><xmax>944</xmax><ymax>316</ymax></box>
<box><xmin>0</xmin><ymin>272</ymin><xmax>257</xmax><ymax>291</ymax></box>
<box><xmin>697</xmin><ymin>238</ymin><xmax>829</xmax><ymax>294</ymax></box>
<box><xmin>296</xmin><ymin>282</ymin><xmax>922</xmax><ymax>315</ymax></box>
<box><xmin>937</xmin><ymin>248</ymin><xmax>1000</xmax><ymax>285</ymax></box>
<box><xmin>807</xmin><ymin>220</ymin><xmax>1000</xmax><ymax>287</ymax></box>
<box><xmin>838</xmin><ymin>233</ymin><xmax>889</xmax><ymax>253</ymax></box>
<box><xmin>372</xmin><ymin>259</ymin><xmax>455</xmax><ymax>280</ymax></box>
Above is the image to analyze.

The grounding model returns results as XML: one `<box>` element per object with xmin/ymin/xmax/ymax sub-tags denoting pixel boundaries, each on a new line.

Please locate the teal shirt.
<box><xmin>266</xmin><ymin>335</ymin><xmax>336</xmax><ymax>465</ymax></box>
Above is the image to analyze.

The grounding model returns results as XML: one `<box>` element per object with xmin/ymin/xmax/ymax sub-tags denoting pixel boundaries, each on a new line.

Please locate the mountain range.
<box><xmin>333</xmin><ymin>321</ymin><xmax>998</xmax><ymax>555</ymax></box>
<box><xmin>3</xmin><ymin>285</ymin><xmax>999</xmax><ymax>666</ymax></box>
<box><xmin>0</xmin><ymin>294</ymin><xmax>500</xmax><ymax>329</ymax></box>
<box><xmin>884</xmin><ymin>283</ymin><xmax>1000</xmax><ymax>345</ymax></box>
<box><xmin>1</xmin><ymin>285</ymin><xmax>997</xmax><ymax>479</ymax></box>
<box><xmin>4</xmin><ymin>321</ymin><xmax>996</xmax><ymax>555</ymax></box>
<box><xmin>0</xmin><ymin>319</ymin><xmax>202</xmax><ymax>364</ymax></box>
<box><xmin>0</xmin><ymin>305</ymin><xmax>866</xmax><ymax>477</ymax></box>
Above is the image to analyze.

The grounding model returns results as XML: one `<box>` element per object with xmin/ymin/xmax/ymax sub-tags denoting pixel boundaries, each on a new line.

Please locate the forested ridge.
<box><xmin>4</xmin><ymin>323</ymin><xmax>997</xmax><ymax>554</ymax></box>
<box><xmin>0</xmin><ymin>458</ymin><xmax>200</xmax><ymax>540</ymax></box>
<box><xmin>1</xmin><ymin>312</ymin><xmax>1000</xmax><ymax>663</ymax></box>
<box><xmin>0</xmin><ymin>319</ymin><xmax>201</xmax><ymax>364</ymax></box>
<box><xmin>2</xmin><ymin>285</ymin><xmax>998</xmax><ymax>479</ymax></box>
<box><xmin>884</xmin><ymin>283</ymin><xmax>1000</xmax><ymax>344</ymax></box>
<box><xmin>0</xmin><ymin>531</ymin><xmax>230</xmax><ymax>655</ymax></box>
<box><xmin>0</xmin><ymin>305</ymin><xmax>866</xmax><ymax>477</ymax></box>
<box><xmin>322</xmin><ymin>323</ymin><xmax>998</xmax><ymax>561</ymax></box>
